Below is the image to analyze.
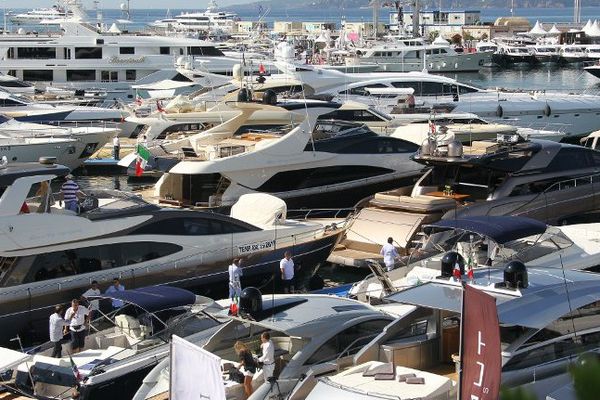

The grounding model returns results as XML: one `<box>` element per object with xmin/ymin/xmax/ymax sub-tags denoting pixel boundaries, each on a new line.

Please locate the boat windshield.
<box><xmin>408</xmin><ymin>226</ymin><xmax>572</xmax><ymax>268</ymax></box>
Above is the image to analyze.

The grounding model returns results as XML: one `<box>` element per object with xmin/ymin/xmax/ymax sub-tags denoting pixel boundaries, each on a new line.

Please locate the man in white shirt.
<box><xmin>64</xmin><ymin>299</ymin><xmax>89</xmax><ymax>354</ymax></box>
<box><xmin>112</xmin><ymin>135</ymin><xmax>120</xmax><ymax>160</ymax></box>
<box><xmin>228</xmin><ymin>258</ymin><xmax>243</xmax><ymax>301</ymax></box>
<box><xmin>82</xmin><ymin>281</ymin><xmax>101</xmax><ymax>320</ymax></box>
<box><xmin>258</xmin><ymin>331</ymin><xmax>275</xmax><ymax>383</ymax></box>
<box><xmin>380</xmin><ymin>237</ymin><xmax>400</xmax><ymax>272</ymax></box>
<box><xmin>105</xmin><ymin>278</ymin><xmax>125</xmax><ymax>309</ymax></box>
<box><xmin>280</xmin><ymin>251</ymin><xmax>295</xmax><ymax>294</ymax></box>
<box><xmin>49</xmin><ymin>305</ymin><xmax>68</xmax><ymax>358</ymax></box>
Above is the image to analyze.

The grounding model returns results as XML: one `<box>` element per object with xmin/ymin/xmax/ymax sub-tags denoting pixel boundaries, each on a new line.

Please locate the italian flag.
<box><xmin>135</xmin><ymin>144</ymin><xmax>151</xmax><ymax>177</ymax></box>
<box><xmin>69</xmin><ymin>354</ymin><xmax>82</xmax><ymax>383</ymax></box>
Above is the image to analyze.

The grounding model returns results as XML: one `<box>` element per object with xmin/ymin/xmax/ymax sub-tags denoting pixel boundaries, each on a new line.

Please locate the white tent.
<box><xmin>588</xmin><ymin>20</ymin><xmax>600</xmax><ymax>37</ymax></box>
<box><xmin>548</xmin><ymin>24</ymin><xmax>561</xmax><ymax>35</ymax></box>
<box><xmin>108</xmin><ymin>23</ymin><xmax>122</xmax><ymax>34</ymax></box>
<box><xmin>583</xmin><ymin>19</ymin><xmax>593</xmax><ymax>33</ymax></box>
<box><xmin>528</xmin><ymin>20</ymin><xmax>547</xmax><ymax>36</ymax></box>
<box><xmin>432</xmin><ymin>35</ymin><xmax>450</xmax><ymax>45</ymax></box>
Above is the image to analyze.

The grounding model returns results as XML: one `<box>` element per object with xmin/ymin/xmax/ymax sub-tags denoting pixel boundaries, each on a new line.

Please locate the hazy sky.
<box><xmin>5</xmin><ymin>0</ymin><xmax>258</xmax><ymax>9</ymax></box>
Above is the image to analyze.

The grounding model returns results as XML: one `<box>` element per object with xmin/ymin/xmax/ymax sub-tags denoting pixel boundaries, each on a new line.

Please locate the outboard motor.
<box><xmin>262</xmin><ymin>89</ymin><xmax>277</xmax><ymax>106</ymax></box>
<box><xmin>239</xmin><ymin>287</ymin><xmax>263</xmax><ymax>317</ymax></box>
<box><xmin>502</xmin><ymin>261</ymin><xmax>528</xmax><ymax>289</ymax></box>
<box><xmin>237</xmin><ymin>88</ymin><xmax>251</xmax><ymax>103</ymax></box>
<box><xmin>440</xmin><ymin>251</ymin><xmax>465</xmax><ymax>278</ymax></box>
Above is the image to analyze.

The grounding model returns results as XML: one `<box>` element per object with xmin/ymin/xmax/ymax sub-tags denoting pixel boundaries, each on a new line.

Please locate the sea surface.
<box><xmin>5</xmin><ymin>6</ymin><xmax>600</xmax><ymax>30</ymax></box>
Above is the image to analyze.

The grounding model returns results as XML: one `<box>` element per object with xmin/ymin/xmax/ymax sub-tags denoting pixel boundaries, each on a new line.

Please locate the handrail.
<box><xmin>0</xmin><ymin>224</ymin><xmax>332</xmax><ymax>302</ymax></box>
<box><xmin>485</xmin><ymin>171</ymin><xmax>600</xmax><ymax>219</ymax></box>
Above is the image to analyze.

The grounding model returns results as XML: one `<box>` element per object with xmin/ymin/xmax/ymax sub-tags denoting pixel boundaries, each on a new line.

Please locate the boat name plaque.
<box><xmin>109</xmin><ymin>56</ymin><xmax>147</xmax><ymax>64</ymax></box>
<box><xmin>238</xmin><ymin>239</ymin><xmax>276</xmax><ymax>255</ymax></box>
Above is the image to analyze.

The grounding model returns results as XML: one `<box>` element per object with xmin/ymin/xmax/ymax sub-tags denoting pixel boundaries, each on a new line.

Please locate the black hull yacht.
<box><xmin>0</xmin><ymin>162</ymin><xmax>344</xmax><ymax>346</ymax></box>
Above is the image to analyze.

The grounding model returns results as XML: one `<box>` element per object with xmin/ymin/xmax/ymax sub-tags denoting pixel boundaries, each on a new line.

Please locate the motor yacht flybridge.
<box><xmin>329</xmin><ymin>133</ymin><xmax>600</xmax><ymax>267</ymax></box>
<box><xmin>0</xmin><ymin>15</ymin><xmax>250</xmax><ymax>101</ymax></box>
<box><xmin>153</xmin><ymin>97</ymin><xmax>424</xmax><ymax>209</ymax></box>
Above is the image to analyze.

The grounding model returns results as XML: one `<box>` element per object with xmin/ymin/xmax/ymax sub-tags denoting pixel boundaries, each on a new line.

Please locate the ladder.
<box><xmin>365</xmin><ymin>259</ymin><xmax>396</xmax><ymax>296</ymax></box>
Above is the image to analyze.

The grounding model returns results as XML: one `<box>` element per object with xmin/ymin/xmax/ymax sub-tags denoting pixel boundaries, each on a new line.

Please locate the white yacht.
<box><xmin>134</xmin><ymin>293</ymin><xmax>397</xmax><ymax>400</ymax></box>
<box><xmin>0</xmin><ymin>91</ymin><xmax>135</xmax><ymax>136</ymax></box>
<box><xmin>2</xmin><ymin>286</ymin><xmax>228</xmax><ymax>400</ymax></box>
<box><xmin>359</xmin><ymin>255</ymin><xmax>600</xmax><ymax>399</ymax></box>
<box><xmin>494</xmin><ymin>37</ymin><xmax>537</xmax><ymax>66</ymax></box>
<box><xmin>273</xmin><ymin>63</ymin><xmax>600</xmax><ymax>136</ymax></box>
<box><xmin>150</xmin><ymin>0</ymin><xmax>238</xmax><ymax>34</ymax></box>
<box><xmin>560</xmin><ymin>44</ymin><xmax>589</xmax><ymax>63</ymax></box>
<box><xmin>0</xmin><ymin>162</ymin><xmax>345</xmax><ymax>345</ymax></box>
<box><xmin>0</xmin><ymin>74</ymin><xmax>35</xmax><ymax>95</ymax></box>
<box><xmin>8</xmin><ymin>3</ymin><xmax>73</xmax><ymax>24</ymax></box>
<box><xmin>339</xmin><ymin>36</ymin><xmax>491</xmax><ymax>73</ymax></box>
<box><xmin>531</xmin><ymin>45</ymin><xmax>561</xmax><ymax>64</ymax></box>
<box><xmin>0</xmin><ymin>18</ymin><xmax>251</xmax><ymax>102</ymax></box>
<box><xmin>153</xmin><ymin>98</ymin><xmax>424</xmax><ymax>209</ymax></box>
<box><xmin>0</xmin><ymin>114</ymin><xmax>117</xmax><ymax>169</ymax></box>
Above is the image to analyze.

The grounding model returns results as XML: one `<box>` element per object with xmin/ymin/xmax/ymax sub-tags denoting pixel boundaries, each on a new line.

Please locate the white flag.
<box><xmin>170</xmin><ymin>335</ymin><xmax>226</xmax><ymax>400</ymax></box>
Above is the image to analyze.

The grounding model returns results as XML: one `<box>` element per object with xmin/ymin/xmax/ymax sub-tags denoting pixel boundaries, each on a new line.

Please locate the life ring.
<box><xmin>544</xmin><ymin>103</ymin><xmax>551</xmax><ymax>117</ymax></box>
<box><xmin>496</xmin><ymin>105</ymin><xmax>504</xmax><ymax>118</ymax></box>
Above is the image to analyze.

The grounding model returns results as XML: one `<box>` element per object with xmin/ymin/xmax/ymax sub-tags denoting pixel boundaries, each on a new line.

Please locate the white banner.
<box><xmin>170</xmin><ymin>335</ymin><xmax>226</xmax><ymax>400</ymax></box>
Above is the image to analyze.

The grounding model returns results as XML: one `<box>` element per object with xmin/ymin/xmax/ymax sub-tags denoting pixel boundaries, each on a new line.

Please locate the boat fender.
<box><xmin>496</xmin><ymin>105</ymin><xmax>503</xmax><ymax>118</ymax></box>
<box><xmin>39</xmin><ymin>156</ymin><xmax>57</xmax><ymax>165</ymax></box>
<box><xmin>544</xmin><ymin>103</ymin><xmax>551</xmax><ymax>117</ymax></box>
<box><xmin>237</xmin><ymin>88</ymin><xmax>251</xmax><ymax>103</ymax></box>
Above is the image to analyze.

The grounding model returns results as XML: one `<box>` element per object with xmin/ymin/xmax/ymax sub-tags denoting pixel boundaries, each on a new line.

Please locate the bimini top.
<box><xmin>386</xmin><ymin>267</ymin><xmax>600</xmax><ymax>329</ymax></box>
<box><xmin>425</xmin><ymin>216</ymin><xmax>547</xmax><ymax>244</ymax></box>
<box><xmin>89</xmin><ymin>286</ymin><xmax>196</xmax><ymax>313</ymax></box>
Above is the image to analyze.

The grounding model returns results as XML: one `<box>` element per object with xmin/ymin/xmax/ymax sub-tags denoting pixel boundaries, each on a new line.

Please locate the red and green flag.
<box><xmin>69</xmin><ymin>354</ymin><xmax>82</xmax><ymax>383</ymax></box>
<box><xmin>135</xmin><ymin>144</ymin><xmax>151</xmax><ymax>177</ymax></box>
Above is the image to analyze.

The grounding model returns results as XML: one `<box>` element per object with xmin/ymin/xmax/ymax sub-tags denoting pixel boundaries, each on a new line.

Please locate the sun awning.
<box><xmin>88</xmin><ymin>286</ymin><xmax>196</xmax><ymax>312</ymax></box>
<box><xmin>424</xmin><ymin>216</ymin><xmax>547</xmax><ymax>244</ymax></box>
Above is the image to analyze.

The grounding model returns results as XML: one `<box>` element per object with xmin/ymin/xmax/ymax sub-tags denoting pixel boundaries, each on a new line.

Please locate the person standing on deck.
<box><xmin>380</xmin><ymin>237</ymin><xmax>400</xmax><ymax>272</ymax></box>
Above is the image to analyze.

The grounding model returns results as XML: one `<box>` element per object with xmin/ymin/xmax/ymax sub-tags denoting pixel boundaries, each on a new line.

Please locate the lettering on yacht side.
<box><xmin>109</xmin><ymin>56</ymin><xmax>147</xmax><ymax>64</ymax></box>
<box><xmin>0</xmin><ymin>146</ymin><xmax>11</xmax><ymax>151</ymax></box>
<box><xmin>238</xmin><ymin>239</ymin><xmax>275</xmax><ymax>255</ymax></box>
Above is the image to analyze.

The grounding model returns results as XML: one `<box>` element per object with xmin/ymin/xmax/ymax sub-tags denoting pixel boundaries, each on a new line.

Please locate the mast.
<box><xmin>412</xmin><ymin>0</ymin><xmax>420</xmax><ymax>37</ymax></box>
<box><xmin>370</xmin><ymin>0</ymin><xmax>381</xmax><ymax>38</ymax></box>
<box><xmin>574</xmin><ymin>0</ymin><xmax>581</xmax><ymax>24</ymax></box>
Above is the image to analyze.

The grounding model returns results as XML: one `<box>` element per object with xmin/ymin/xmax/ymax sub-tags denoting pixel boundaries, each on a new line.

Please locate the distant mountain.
<box><xmin>224</xmin><ymin>0</ymin><xmax>571</xmax><ymax>12</ymax></box>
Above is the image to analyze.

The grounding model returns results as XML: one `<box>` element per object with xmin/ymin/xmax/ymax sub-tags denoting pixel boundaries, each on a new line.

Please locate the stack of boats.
<box><xmin>4</xmin><ymin>5</ymin><xmax>600</xmax><ymax>400</ymax></box>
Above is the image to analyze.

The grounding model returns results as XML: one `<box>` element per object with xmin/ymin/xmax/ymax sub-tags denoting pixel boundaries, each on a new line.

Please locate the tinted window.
<box><xmin>130</xmin><ymin>217</ymin><xmax>252</xmax><ymax>235</ymax></box>
<box><xmin>319</xmin><ymin>109</ymin><xmax>386</xmax><ymax>122</ymax></box>
<box><xmin>188</xmin><ymin>46</ymin><xmax>225</xmax><ymax>56</ymax></box>
<box><xmin>74</xmin><ymin>47</ymin><xmax>102</xmax><ymax>59</ymax></box>
<box><xmin>338</xmin><ymin>137</ymin><xmax>418</xmax><ymax>154</ymax></box>
<box><xmin>67</xmin><ymin>70</ymin><xmax>95</xmax><ymax>81</ymax></box>
<box><xmin>258</xmin><ymin>166</ymin><xmax>394</xmax><ymax>192</ymax></box>
<box><xmin>0</xmin><ymin>80</ymin><xmax>30</xmax><ymax>87</ymax></box>
<box><xmin>348</xmin><ymin>83</ymin><xmax>387</xmax><ymax>96</ymax></box>
<box><xmin>23</xmin><ymin>70</ymin><xmax>53</xmax><ymax>81</ymax></box>
<box><xmin>126</xmin><ymin>70</ymin><xmax>137</xmax><ymax>81</ymax></box>
<box><xmin>0</xmin><ymin>98</ymin><xmax>24</xmax><ymax>107</ymax></box>
<box><xmin>160</xmin><ymin>46</ymin><xmax>170</xmax><ymax>55</ymax></box>
<box><xmin>305</xmin><ymin>319</ymin><xmax>390</xmax><ymax>364</ymax></box>
<box><xmin>5</xmin><ymin>242</ymin><xmax>182</xmax><ymax>286</ymax></box>
<box><xmin>503</xmin><ymin>338</ymin><xmax>576</xmax><ymax>371</ymax></box>
<box><xmin>547</xmin><ymin>148</ymin><xmax>593</xmax><ymax>172</ymax></box>
<box><xmin>119</xmin><ymin>47</ymin><xmax>135</xmax><ymax>55</ymax></box>
<box><xmin>17</xmin><ymin>47</ymin><xmax>56</xmax><ymax>59</ymax></box>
